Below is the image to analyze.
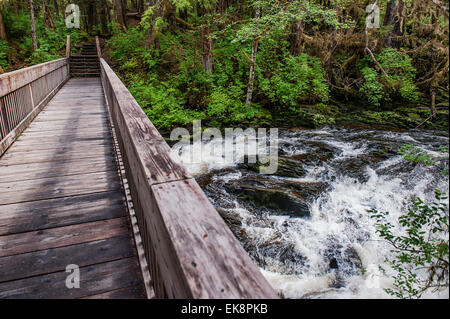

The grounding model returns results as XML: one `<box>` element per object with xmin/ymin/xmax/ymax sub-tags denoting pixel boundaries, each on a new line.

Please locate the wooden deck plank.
<box><xmin>0</xmin><ymin>235</ymin><xmax>136</xmax><ymax>282</ymax></box>
<box><xmin>0</xmin><ymin>157</ymin><xmax>117</xmax><ymax>183</ymax></box>
<box><xmin>0</xmin><ymin>78</ymin><xmax>146</xmax><ymax>299</ymax></box>
<box><xmin>0</xmin><ymin>171</ymin><xmax>122</xmax><ymax>204</ymax></box>
<box><xmin>0</xmin><ymin>217</ymin><xmax>130</xmax><ymax>257</ymax></box>
<box><xmin>0</xmin><ymin>258</ymin><xmax>145</xmax><ymax>299</ymax></box>
<box><xmin>81</xmin><ymin>285</ymin><xmax>147</xmax><ymax>299</ymax></box>
<box><xmin>1</xmin><ymin>143</ymin><xmax>114</xmax><ymax>159</ymax></box>
<box><xmin>4</xmin><ymin>140</ymin><xmax>113</xmax><ymax>154</ymax></box>
<box><xmin>0</xmin><ymin>191</ymin><xmax>127</xmax><ymax>235</ymax></box>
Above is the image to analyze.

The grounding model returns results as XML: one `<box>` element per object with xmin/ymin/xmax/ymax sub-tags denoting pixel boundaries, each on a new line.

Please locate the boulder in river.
<box><xmin>229</xmin><ymin>184</ymin><xmax>310</xmax><ymax>218</ymax></box>
<box><xmin>239</xmin><ymin>156</ymin><xmax>306</xmax><ymax>178</ymax></box>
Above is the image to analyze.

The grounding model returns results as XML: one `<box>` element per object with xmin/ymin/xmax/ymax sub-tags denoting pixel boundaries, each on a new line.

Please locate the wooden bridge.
<box><xmin>0</xmin><ymin>37</ymin><xmax>277</xmax><ymax>299</ymax></box>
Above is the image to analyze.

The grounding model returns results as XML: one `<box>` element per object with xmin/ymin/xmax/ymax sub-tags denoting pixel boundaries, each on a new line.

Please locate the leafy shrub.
<box><xmin>312</xmin><ymin>113</ymin><xmax>335</xmax><ymax>127</ymax></box>
<box><xmin>207</xmin><ymin>85</ymin><xmax>257</xmax><ymax>124</ymax></box>
<box><xmin>129</xmin><ymin>80</ymin><xmax>204</xmax><ymax>130</ymax></box>
<box><xmin>259</xmin><ymin>53</ymin><xmax>329</xmax><ymax>109</ymax></box>
<box><xmin>360</xmin><ymin>66</ymin><xmax>384</xmax><ymax>106</ymax></box>
<box><xmin>0</xmin><ymin>40</ymin><xmax>10</xmax><ymax>71</ymax></box>
<box><xmin>359</xmin><ymin>48</ymin><xmax>419</xmax><ymax>106</ymax></box>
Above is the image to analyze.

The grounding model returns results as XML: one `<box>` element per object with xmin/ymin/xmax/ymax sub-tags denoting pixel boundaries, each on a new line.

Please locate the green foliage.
<box><xmin>259</xmin><ymin>53</ymin><xmax>329</xmax><ymax>108</ymax></box>
<box><xmin>399</xmin><ymin>144</ymin><xmax>449</xmax><ymax>176</ymax></box>
<box><xmin>1</xmin><ymin>11</ymin><xmax>86</xmax><ymax>68</ymax></box>
<box><xmin>233</xmin><ymin>0</ymin><xmax>348</xmax><ymax>43</ymax></box>
<box><xmin>359</xmin><ymin>48</ymin><xmax>419</xmax><ymax>106</ymax></box>
<box><xmin>369</xmin><ymin>190</ymin><xmax>449</xmax><ymax>298</ymax></box>
<box><xmin>360</xmin><ymin>66</ymin><xmax>384</xmax><ymax>106</ymax></box>
<box><xmin>207</xmin><ymin>85</ymin><xmax>259</xmax><ymax>124</ymax></box>
<box><xmin>312</xmin><ymin>113</ymin><xmax>335</xmax><ymax>127</ymax></box>
<box><xmin>0</xmin><ymin>40</ymin><xmax>10</xmax><ymax>70</ymax></box>
<box><xmin>108</xmin><ymin>27</ymin><xmax>146</xmax><ymax>65</ymax></box>
<box><xmin>129</xmin><ymin>80</ymin><xmax>205</xmax><ymax>130</ymax></box>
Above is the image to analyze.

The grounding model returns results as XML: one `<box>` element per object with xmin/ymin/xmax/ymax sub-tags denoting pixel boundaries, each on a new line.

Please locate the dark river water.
<box><xmin>173</xmin><ymin>126</ymin><xmax>449</xmax><ymax>298</ymax></box>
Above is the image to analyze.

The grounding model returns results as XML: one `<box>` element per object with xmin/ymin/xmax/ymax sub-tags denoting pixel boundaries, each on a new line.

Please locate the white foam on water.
<box><xmin>178</xmin><ymin>127</ymin><xmax>449</xmax><ymax>299</ymax></box>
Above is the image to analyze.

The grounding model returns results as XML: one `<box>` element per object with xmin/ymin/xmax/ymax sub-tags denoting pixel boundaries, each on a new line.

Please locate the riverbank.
<box><xmin>269</xmin><ymin>103</ymin><xmax>449</xmax><ymax>132</ymax></box>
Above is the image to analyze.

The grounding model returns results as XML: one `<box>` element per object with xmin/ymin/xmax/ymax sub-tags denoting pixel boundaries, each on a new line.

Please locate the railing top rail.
<box><xmin>100</xmin><ymin>58</ymin><xmax>191</xmax><ymax>184</ymax></box>
<box><xmin>99</xmin><ymin>57</ymin><xmax>278</xmax><ymax>299</ymax></box>
<box><xmin>0</xmin><ymin>58</ymin><xmax>67</xmax><ymax>97</ymax></box>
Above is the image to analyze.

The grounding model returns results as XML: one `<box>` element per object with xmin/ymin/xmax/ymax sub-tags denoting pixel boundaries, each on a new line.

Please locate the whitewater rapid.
<box><xmin>173</xmin><ymin>127</ymin><xmax>449</xmax><ymax>299</ymax></box>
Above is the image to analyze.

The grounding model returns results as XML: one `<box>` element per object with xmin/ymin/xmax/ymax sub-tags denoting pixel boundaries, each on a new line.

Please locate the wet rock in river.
<box><xmin>329</xmin><ymin>257</ymin><xmax>339</xmax><ymax>270</ymax></box>
<box><xmin>237</xmin><ymin>186</ymin><xmax>310</xmax><ymax>218</ymax></box>
<box><xmin>284</xmin><ymin>180</ymin><xmax>330</xmax><ymax>201</ymax></box>
<box><xmin>239</xmin><ymin>156</ymin><xmax>306</xmax><ymax>178</ymax></box>
<box><xmin>366</xmin><ymin>143</ymin><xmax>398</xmax><ymax>162</ymax></box>
<box><xmin>226</xmin><ymin>179</ymin><xmax>310</xmax><ymax>218</ymax></box>
<box><xmin>325</xmin><ymin>242</ymin><xmax>362</xmax><ymax>277</ymax></box>
<box><xmin>216</xmin><ymin>208</ymin><xmax>242</xmax><ymax>231</ymax></box>
<box><xmin>275</xmin><ymin>157</ymin><xmax>307</xmax><ymax>178</ymax></box>
<box><xmin>224</xmin><ymin>175</ymin><xmax>329</xmax><ymax>218</ymax></box>
<box><xmin>334</xmin><ymin>156</ymin><xmax>371</xmax><ymax>182</ymax></box>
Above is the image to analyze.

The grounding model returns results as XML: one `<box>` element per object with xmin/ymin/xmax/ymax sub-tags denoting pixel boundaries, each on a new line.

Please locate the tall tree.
<box><xmin>29</xmin><ymin>0</ymin><xmax>37</xmax><ymax>51</ymax></box>
<box><xmin>115</xmin><ymin>0</ymin><xmax>126</xmax><ymax>29</ymax></box>
<box><xmin>201</xmin><ymin>24</ymin><xmax>213</xmax><ymax>73</ymax></box>
<box><xmin>0</xmin><ymin>5</ymin><xmax>6</xmax><ymax>41</ymax></box>
<box><xmin>384</xmin><ymin>0</ymin><xmax>406</xmax><ymax>48</ymax></box>
<box><xmin>53</xmin><ymin>0</ymin><xmax>59</xmax><ymax>19</ymax></box>
<box><xmin>245</xmin><ymin>7</ymin><xmax>260</xmax><ymax>107</ymax></box>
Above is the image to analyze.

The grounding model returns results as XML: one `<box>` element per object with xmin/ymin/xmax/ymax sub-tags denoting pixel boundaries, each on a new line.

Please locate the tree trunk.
<box><xmin>201</xmin><ymin>25</ymin><xmax>213</xmax><ymax>73</ymax></box>
<box><xmin>29</xmin><ymin>0</ymin><xmax>37</xmax><ymax>51</ymax></box>
<box><xmin>384</xmin><ymin>0</ymin><xmax>405</xmax><ymax>48</ymax></box>
<box><xmin>431</xmin><ymin>87</ymin><xmax>437</xmax><ymax>119</ymax></box>
<box><xmin>245</xmin><ymin>8</ymin><xmax>261</xmax><ymax>107</ymax></box>
<box><xmin>145</xmin><ymin>0</ymin><xmax>161</xmax><ymax>49</ymax></box>
<box><xmin>115</xmin><ymin>0</ymin><xmax>126</xmax><ymax>29</ymax></box>
<box><xmin>290</xmin><ymin>20</ymin><xmax>303</xmax><ymax>56</ymax></box>
<box><xmin>245</xmin><ymin>36</ymin><xmax>259</xmax><ymax>107</ymax></box>
<box><xmin>100</xmin><ymin>0</ymin><xmax>109</xmax><ymax>36</ymax></box>
<box><xmin>43</xmin><ymin>1</ymin><xmax>55</xmax><ymax>28</ymax></box>
<box><xmin>121</xmin><ymin>0</ymin><xmax>128</xmax><ymax>28</ymax></box>
<box><xmin>0</xmin><ymin>9</ymin><xmax>6</xmax><ymax>41</ymax></box>
<box><xmin>53</xmin><ymin>0</ymin><xmax>59</xmax><ymax>19</ymax></box>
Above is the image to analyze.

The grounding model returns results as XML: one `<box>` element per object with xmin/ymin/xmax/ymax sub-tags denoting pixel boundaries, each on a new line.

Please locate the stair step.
<box><xmin>70</xmin><ymin>69</ymin><xmax>100</xmax><ymax>72</ymax></box>
<box><xmin>70</xmin><ymin>65</ymin><xmax>100</xmax><ymax>68</ymax></box>
<box><xmin>70</xmin><ymin>55</ymin><xmax>98</xmax><ymax>58</ymax></box>
<box><xmin>70</xmin><ymin>62</ymin><xmax>100</xmax><ymax>65</ymax></box>
<box><xmin>70</xmin><ymin>72</ymin><xmax>100</xmax><ymax>76</ymax></box>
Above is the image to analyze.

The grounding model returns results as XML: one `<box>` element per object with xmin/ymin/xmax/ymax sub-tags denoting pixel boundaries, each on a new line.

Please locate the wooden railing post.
<box><xmin>28</xmin><ymin>83</ymin><xmax>34</xmax><ymax>108</ymax></box>
<box><xmin>95</xmin><ymin>36</ymin><xmax>102</xmax><ymax>59</ymax></box>
<box><xmin>66</xmin><ymin>35</ymin><xmax>70</xmax><ymax>76</ymax></box>
<box><xmin>66</xmin><ymin>35</ymin><xmax>71</xmax><ymax>58</ymax></box>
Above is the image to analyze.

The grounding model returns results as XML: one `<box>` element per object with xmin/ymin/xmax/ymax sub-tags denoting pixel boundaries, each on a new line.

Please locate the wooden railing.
<box><xmin>97</xmin><ymin>43</ymin><xmax>278</xmax><ymax>299</ymax></box>
<box><xmin>0</xmin><ymin>58</ymin><xmax>69</xmax><ymax>155</ymax></box>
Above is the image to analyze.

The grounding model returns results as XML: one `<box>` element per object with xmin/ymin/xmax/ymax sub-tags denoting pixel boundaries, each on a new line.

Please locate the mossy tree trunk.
<box><xmin>29</xmin><ymin>0</ymin><xmax>37</xmax><ymax>51</ymax></box>
<box><xmin>201</xmin><ymin>24</ymin><xmax>213</xmax><ymax>73</ymax></box>
<box><xmin>0</xmin><ymin>9</ymin><xmax>6</xmax><ymax>41</ymax></box>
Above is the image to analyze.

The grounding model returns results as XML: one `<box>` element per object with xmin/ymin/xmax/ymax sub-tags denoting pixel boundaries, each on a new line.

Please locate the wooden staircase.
<box><xmin>69</xmin><ymin>43</ymin><xmax>100</xmax><ymax>77</ymax></box>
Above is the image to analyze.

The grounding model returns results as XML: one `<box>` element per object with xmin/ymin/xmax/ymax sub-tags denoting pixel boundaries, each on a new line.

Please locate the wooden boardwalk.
<box><xmin>0</xmin><ymin>78</ymin><xmax>147</xmax><ymax>298</ymax></box>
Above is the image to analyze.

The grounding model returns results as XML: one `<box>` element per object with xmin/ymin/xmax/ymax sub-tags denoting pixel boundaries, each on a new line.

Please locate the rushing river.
<box><xmin>173</xmin><ymin>126</ymin><xmax>449</xmax><ymax>298</ymax></box>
